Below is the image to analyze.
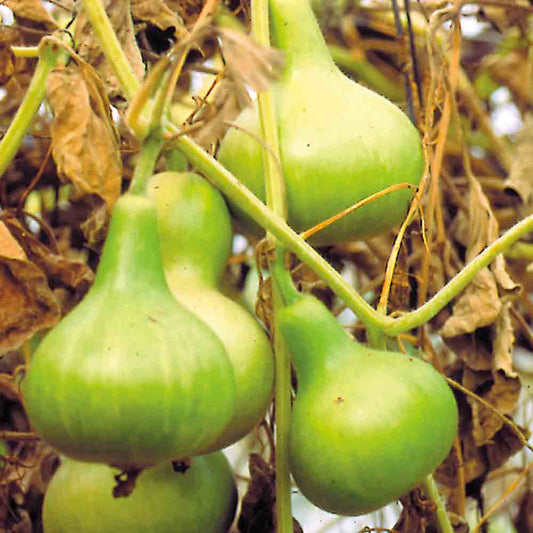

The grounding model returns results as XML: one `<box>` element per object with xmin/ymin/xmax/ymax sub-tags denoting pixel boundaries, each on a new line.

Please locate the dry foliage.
<box><xmin>0</xmin><ymin>0</ymin><xmax>533</xmax><ymax>532</ymax></box>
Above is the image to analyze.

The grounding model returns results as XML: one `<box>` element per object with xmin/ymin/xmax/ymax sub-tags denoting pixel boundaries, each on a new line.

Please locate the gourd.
<box><xmin>217</xmin><ymin>0</ymin><xmax>424</xmax><ymax>246</ymax></box>
<box><xmin>23</xmin><ymin>193</ymin><xmax>236</xmax><ymax>467</ymax></box>
<box><xmin>276</xmin><ymin>291</ymin><xmax>458</xmax><ymax>515</ymax></box>
<box><xmin>149</xmin><ymin>172</ymin><xmax>274</xmax><ymax>451</ymax></box>
<box><xmin>43</xmin><ymin>452</ymin><xmax>237</xmax><ymax>533</ymax></box>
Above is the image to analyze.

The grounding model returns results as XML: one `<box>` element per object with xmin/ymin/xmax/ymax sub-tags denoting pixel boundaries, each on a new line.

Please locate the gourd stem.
<box><xmin>252</xmin><ymin>1</ymin><xmax>293</xmax><ymax>531</ymax></box>
<box><xmin>83</xmin><ymin>0</ymin><xmax>533</xmax><ymax>338</ymax></box>
<box><xmin>272</xmin><ymin>254</ymin><xmax>302</xmax><ymax>306</ymax></box>
<box><xmin>0</xmin><ymin>36</ymin><xmax>68</xmax><ymax>179</ymax></box>
<box><xmin>421</xmin><ymin>475</ymin><xmax>454</xmax><ymax>533</ymax></box>
<box><xmin>164</xmin><ymin>149</ymin><xmax>188</xmax><ymax>172</ymax></box>
<box><xmin>129</xmin><ymin>133</ymin><xmax>165</xmax><ymax>197</ymax></box>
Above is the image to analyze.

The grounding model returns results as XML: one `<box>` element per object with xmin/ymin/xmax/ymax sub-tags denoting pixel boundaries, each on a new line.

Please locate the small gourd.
<box><xmin>218</xmin><ymin>0</ymin><xmax>423</xmax><ymax>246</ymax></box>
<box><xmin>43</xmin><ymin>452</ymin><xmax>237</xmax><ymax>533</ymax></box>
<box><xmin>23</xmin><ymin>193</ymin><xmax>236</xmax><ymax>467</ymax></box>
<box><xmin>276</xmin><ymin>292</ymin><xmax>458</xmax><ymax>515</ymax></box>
<box><xmin>149</xmin><ymin>172</ymin><xmax>274</xmax><ymax>451</ymax></box>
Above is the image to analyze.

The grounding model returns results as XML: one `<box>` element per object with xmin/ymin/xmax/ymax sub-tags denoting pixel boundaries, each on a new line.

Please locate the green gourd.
<box><xmin>276</xmin><ymin>292</ymin><xmax>458</xmax><ymax>515</ymax></box>
<box><xmin>217</xmin><ymin>0</ymin><xmax>423</xmax><ymax>246</ymax></box>
<box><xmin>149</xmin><ymin>172</ymin><xmax>274</xmax><ymax>451</ymax></box>
<box><xmin>43</xmin><ymin>452</ymin><xmax>237</xmax><ymax>533</ymax></box>
<box><xmin>23</xmin><ymin>193</ymin><xmax>236</xmax><ymax>467</ymax></box>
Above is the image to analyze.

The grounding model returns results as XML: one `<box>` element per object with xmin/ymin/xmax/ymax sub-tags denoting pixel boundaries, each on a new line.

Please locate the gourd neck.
<box><xmin>277</xmin><ymin>295</ymin><xmax>356</xmax><ymax>386</ymax></box>
<box><xmin>92</xmin><ymin>194</ymin><xmax>168</xmax><ymax>293</ymax></box>
<box><xmin>270</xmin><ymin>0</ymin><xmax>336</xmax><ymax>74</ymax></box>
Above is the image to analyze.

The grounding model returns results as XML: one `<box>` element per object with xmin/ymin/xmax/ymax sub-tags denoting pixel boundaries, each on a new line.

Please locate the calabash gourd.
<box><xmin>218</xmin><ymin>0</ymin><xmax>423</xmax><ymax>246</ymax></box>
<box><xmin>43</xmin><ymin>452</ymin><xmax>237</xmax><ymax>533</ymax></box>
<box><xmin>23</xmin><ymin>193</ymin><xmax>236</xmax><ymax>467</ymax></box>
<box><xmin>149</xmin><ymin>172</ymin><xmax>274</xmax><ymax>451</ymax></box>
<box><xmin>276</xmin><ymin>292</ymin><xmax>458</xmax><ymax>515</ymax></box>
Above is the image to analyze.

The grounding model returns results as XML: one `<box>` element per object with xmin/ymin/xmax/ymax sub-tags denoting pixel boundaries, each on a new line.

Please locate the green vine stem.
<box><xmin>12</xmin><ymin>46</ymin><xmax>39</xmax><ymax>58</ymax></box>
<box><xmin>421</xmin><ymin>475</ymin><xmax>454</xmax><ymax>533</ymax></box>
<box><xmin>0</xmin><ymin>36</ymin><xmax>68</xmax><ymax>178</ymax></box>
<box><xmin>252</xmin><ymin>1</ymin><xmax>293</xmax><ymax>531</ymax></box>
<box><xmin>81</xmin><ymin>0</ymin><xmax>533</xmax><ymax>338</ymax></box>
<box><xmin>128</xmin><ymin>132</ymin><xmax>165</xmax><ymax>197</ymax></box>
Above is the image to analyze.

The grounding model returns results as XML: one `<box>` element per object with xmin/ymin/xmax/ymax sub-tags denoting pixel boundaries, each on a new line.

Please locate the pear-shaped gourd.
<box><xmin>149</xmin><ymin>172</ymin><xmax>274</xmax><ymax>451</ymax></box>
<box><xmin>43</xmin><ymin>452</ymin><xmax>237</xmax><ymax>533</ymax></box>
<box><xmin>23</xmin><ymin>194</ymin><xmax>235</xmax><ymax>467</ymax></box>
<box><xmin>218</xmin><ymin>0</ymin><xmax>423</xmax><ymax>246</ymax></box>
<box><xmin>277</xmin><ymin>294</ymin><xmax>458</xmax><ymax>515</ymax></box>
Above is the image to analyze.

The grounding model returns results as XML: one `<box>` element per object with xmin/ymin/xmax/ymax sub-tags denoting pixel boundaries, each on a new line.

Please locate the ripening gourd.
<box><xmin>149</xmin><ymin>172</ymin><xmax>274</xmax><ymax>452</ymax></box>
<box><xmin>23</xmin><ymin>193</ymin><xmax>236</xmax><ymax>468</ymax></box>
<box><xmin>276</xmin><ymin>290</ymin><xmax>458</xmax><ymax>515</ymax></box>
<box><xmin>218</xmin><ymin>0</ymin><xmax>423</xmax><ymax>246</ymax></box>
<box><xmin>43</xmin><ymin>452</ymin><xmax>237</xmax><ymax>533</ymax></box>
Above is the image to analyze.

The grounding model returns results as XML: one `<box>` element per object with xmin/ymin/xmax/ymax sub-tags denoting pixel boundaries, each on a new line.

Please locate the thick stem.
<box><xmin>253</xmin><ymin>1</ymin><xmax>293</xmax><ymax>531</ymax></box>
<box><xmin>421</xmin><ymin>475</ymin><xmax>454</xmax><ymax>533</ymax></box>
<box><xmin>0</xmin><ymin>37</ymin><xmax>68</xmax><ymax>179</ymax></box>
<box><xmin>128</xmin><ymin>133</ymin><xmax>165</xmax><ymax>197</ymax></box>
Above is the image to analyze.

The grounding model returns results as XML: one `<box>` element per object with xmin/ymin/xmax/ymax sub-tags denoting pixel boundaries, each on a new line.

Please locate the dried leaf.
<box><xmin>5</xmin><ymin>0</ymin><xmax>59</xmax><ymax>29</ymax></box>
<box><xmin>0</xmin><ymin>43</ymin><xmax>16</xmax><ymax>86</ymax></box>
<box><xmin>219</xmin><ymin>28</ymin><xmax>285</xmax><ymax>94</ymax></box>
<box><xmin>131</xmin><ymin>0</ymin><xmax>187</xmax><ymax>38</ymax></box>
<box><xmin>393</xmin><ymin>489</ymin><xmax>437</xmax><ymax>533</ymax></box>
<box><xmin>237</xmin><ymin>454</ymin><xmax>302</xmax><ymax>533</ymax></box>
<box><xmin>75</xmin><ymin>0</ymin><xmax>144</xmax><ymax>97</ymax></box>
<box><xmin>2</xmin><ymin>213</ymin><xmax>94</xmax><ymax>308</ymax></box>
<box><xmin>441</xmin><ymin>268</ymin><xmax>501</xmax><ymax>337</ymax></box>
<box><xmin>0</xmin><ymin>221</ymin><xmax>60</xmax><ymax>355</ymax></box>
<box><xmin>46</xmin><ymin>65</ymin><xmax>122</xmax><ymax>208</ymax></box>
<box><xmin>503</xmin><ymin>114</ymin><xmax>533</xmax><ymax>204</ymax></box>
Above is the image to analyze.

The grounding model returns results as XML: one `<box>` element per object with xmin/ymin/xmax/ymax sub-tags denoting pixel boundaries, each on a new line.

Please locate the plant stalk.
<box><xmin>421</xmin><ymin>475</ymin><xmax>454</xmax><ymax>533</ymax></box>
<box><xmin>129</xmin><ymin>132</ymin><xmax>165</xmax><ymax>196</ymax></box>
<box><xmin>0</xmin><ymin>36</ymin><xmax>68</xmax><ymax>179</ymax></box>
<box><xmin>252</xmin><ymin>1</ymin><xmax>293</xmax><ymax>531</ymax></box>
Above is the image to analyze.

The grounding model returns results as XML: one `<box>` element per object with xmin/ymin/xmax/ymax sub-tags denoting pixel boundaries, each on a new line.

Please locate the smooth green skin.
<box><xmin>218</xmin><ymin>0</ymin><xmax>423</xmax><ymax>246</ymax></box>
<box><xmin>43</xmin><ymin>452</ymin><xmax>237</xmax><ymax>533</ymax></box>
<box><xmin>149</xmin><ymin>172</ymin><xmax>274</xmax><ymax>451</ymax></box>
<box><xmin>23</xmin><ymin>194</ymin><xmax>236</xmax><ymax>467</ymax></box>
<box><xmin>277</xmin><ymin>296</ymin><xmax>458</xmax><ymax>516</ymax></box>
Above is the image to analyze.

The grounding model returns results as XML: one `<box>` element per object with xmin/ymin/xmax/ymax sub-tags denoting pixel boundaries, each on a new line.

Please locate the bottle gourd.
<box><xmin>276</xmin><ymin>292</ymin><xmax>458</xmax><ymax>515</ymax></box>
<box><xmin>43</xmin><ymin>452</ymin><xmax>237</xmax><ymax>533</ymax></box>
<box><xmin>23</xmin><ymin>194</ymin><xmax>236</xmax><ymax>467</ymax></box>
<box><xmin>218</xmin><ymin>0</ymin><xmax>423</xmax><ymax>246</ymax></box>
<box><xmin>150</xmin><ymin>172</ymin><xmax>274</xmax><ymax>451</ymax></box>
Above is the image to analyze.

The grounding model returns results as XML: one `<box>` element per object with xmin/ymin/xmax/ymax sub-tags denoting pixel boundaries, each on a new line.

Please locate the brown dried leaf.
<box><xmin>46</xmin><ymin>65</ymin><xmax>122</xmax><ymax>208</ymax></box>
<box><xmin>3</xmin><ymin>213</ymin><xmax>94</xmax><ymax>308</ymax></box>
<box><xmin>0</xmin><ymin>221</ymin><xmax>60</xmax><ymax>355</ymax></box>
<box><xmin>441</xmin><ymin>268</ymin><xmax>501</xmax><ymax>337</ymax></box>
<box><xmin>75</xmin><ymin>0</ymin><xmax>144</xmax><ymax>97</ymax></box>
<box><xmin>393</xmin><ymin>489</ymin><xmax>436</xmax><ymax>533</ymax></box>
<box><xmin>5</xmin><ymin>0</ymin><xmax>59</xmax><ymax>29</ymax></box>
<box><xmin>237</xmin><ymin>454</ymin><xmax>302</xmax><ymax>533</ymax></box>
<box><xmin>165</xmin><ymin>0</ymin><xmax>202</xmax><ymax>26</ymax></box>
<box><xmin>484</xmin><ymin>50</ymin><xmax>530</xmax><ymax>107</ymax></box>
<box><xmin>0</xmin><ymin>43</ymin><xmax>16</xmax><ymax>86</ymax></box>
<box><xmin>219</xmin><ymin>28</ymin><xmax>285</xmax><ymax>94</ymax></box>
<box><xmin>503</xmin><ymin>113</ymin><xmax>533</xmax><ymax>204</ymax></box>
<box><xmin>131</xmin><ymin>0</ymin><xmax>187</xmax><ymax>38</ymax></box>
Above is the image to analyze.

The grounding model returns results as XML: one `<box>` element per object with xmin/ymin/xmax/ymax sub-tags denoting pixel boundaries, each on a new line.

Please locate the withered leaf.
<box><xmin>0</xmin><ymin>221</ymin><xmax>60</xmax><ymax>355</ymax></box>
<box><xmin>75</xmin><ymin>0</ymin><xmax>145</xmax><ymax>97</ymax></box>
<box><xmin>46</xmin><ymin>65</ymin><xmax>122</xmax><ymax>208</ymax></box>
<box><xmin>503</xmin><ymin>113</ymin><xmax>533</xmax><ymax>204</ymax></box>
<box><xmin>5</xmin><ymin>0</ymin><xmax>59</xmax><ymax>30</ymax></box>
<box><xmin>0</xmin><ymin>43</ymin><xmax>16</xmax><ymax>86</ymax></box>
<box><xmin>237</xmin><ymin>453</ymin><xmax>302</xmax><ymax>533</ymax></box>
<box><xmin>131</xmin><ymin>0</ymin><xmax>187</xmax><ymax>39</ymax></box>
<box><xmin>219</xmin><ymin>28</ymin><xmax>285</xmax><ymax>94</ymax></box>
<box><xmin>2</xmin><ymin>212</ymin><xmax>94</xmax><ymax>308</ymax></box>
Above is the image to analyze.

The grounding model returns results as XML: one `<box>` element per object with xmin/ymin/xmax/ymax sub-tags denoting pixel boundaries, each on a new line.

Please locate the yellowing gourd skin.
<box><xmin>277</xmin><ymin>295</ymin><xmax>458</xmax><ymax>516</ymax></box>
<box><xmin>43</xmin><ymin>453</ymin><xmax>237</xmax><ymax>533</ymax></box>
<box><xmin>23</xmin><ymin>194</ymin><xmax>236</xmax><ymax>467</ymax></box>
<box><xmin>217</xmin><ymin>0</ymin><xmax>423</xmax><ymax>246</ymax></box>
<box><xmin>150</xmin><ymin>172</ymin><xmax>274</xmax><ymax>452</ymax></box>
